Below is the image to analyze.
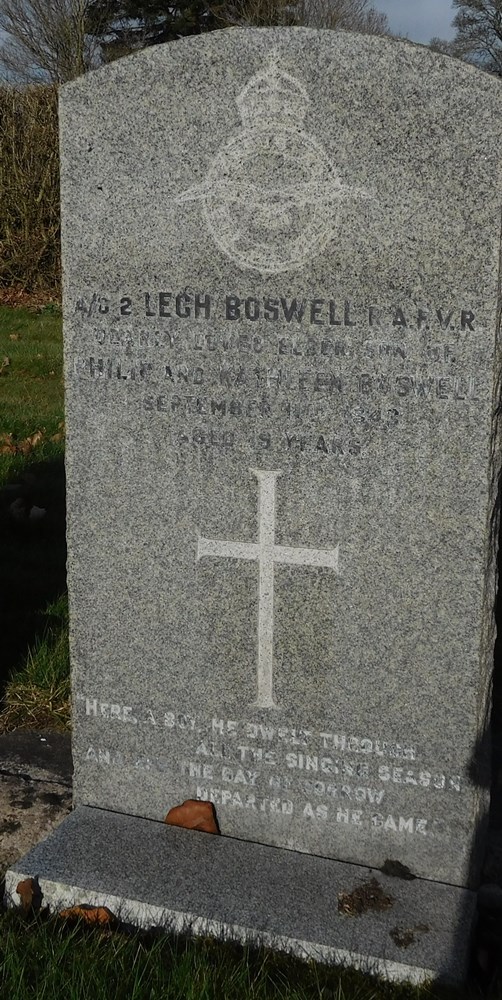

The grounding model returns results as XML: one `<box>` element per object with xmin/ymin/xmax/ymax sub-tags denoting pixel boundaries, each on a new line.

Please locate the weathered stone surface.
<box><xmin>3</xmin><ymin>806</ymin><xmax>477</xmax><ymax>986</ymax></box>
<box><xmin>58</xmin><ymin>28</ymin><xmax>502</xmax><ymax>890</ymax></box>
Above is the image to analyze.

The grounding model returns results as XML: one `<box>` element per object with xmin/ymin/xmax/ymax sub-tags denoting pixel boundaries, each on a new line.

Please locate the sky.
<box><xmin>377</xmin><ymin>0</ymin><xmax>456</xmax><ymax>44</ymax></box>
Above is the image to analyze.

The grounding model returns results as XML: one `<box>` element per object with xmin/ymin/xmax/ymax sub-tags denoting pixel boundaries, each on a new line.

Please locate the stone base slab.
<box><xmin>4</xmin><ymin>806</ymin><xmax>476</xmax><ymax>985</ymax></box>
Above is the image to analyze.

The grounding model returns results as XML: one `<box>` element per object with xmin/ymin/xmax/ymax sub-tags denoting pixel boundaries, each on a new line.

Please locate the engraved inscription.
<box><xmin>71</xmin><ymin>288</ymin><xmax>484</xmax><ymax>462</ymax></box>
<box><xmin>75</xmin><ymin>291</ymin><xmax>476</xmax><ymax>332</ymax></box>
<box><xmin>78</xmin><ymin>697</ymin><xmax>463</xmax><ymax>841</ymax></box>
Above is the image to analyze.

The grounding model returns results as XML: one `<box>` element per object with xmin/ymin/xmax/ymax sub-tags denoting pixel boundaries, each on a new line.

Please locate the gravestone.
<box><xmin>5</xmin><ymin>27</ymin><xmax>502</xmax><ymax>984</ymax></box>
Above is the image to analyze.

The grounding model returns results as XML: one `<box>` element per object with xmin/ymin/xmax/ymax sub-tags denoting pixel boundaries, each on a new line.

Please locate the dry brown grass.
<box><xmin>0</xmin><ymin>681</ymin><xmax>70</xmax><ymax>732</ymax></box>
<box><xmin>0</xmin><ymin>84</ymin><xmax>61</xmax><ymax>296</ymax></box>
<box><xmin>0</xmin><ymin>594</ymin><xmax>70</xmax><ymax>733</ymax></box>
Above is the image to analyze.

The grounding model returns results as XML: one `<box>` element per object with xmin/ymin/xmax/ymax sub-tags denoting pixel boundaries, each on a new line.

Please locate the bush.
<box><xmin>0</xmin><ymin>84</ymin><xmax>61</xmax><ymax>296</ymax></box>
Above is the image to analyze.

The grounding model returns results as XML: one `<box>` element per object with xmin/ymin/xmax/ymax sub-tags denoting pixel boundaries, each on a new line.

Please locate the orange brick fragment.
<box><xmin>16</xmin><ymin>877</ymin><xmax>43</xmax><ymax>913</ymax></box>
<box><xmin>164</xmin><ymin>798</ymin><xmax>220</xmax><ymax>834</ymax></box>
<box><xmin>59</xmin><ymin>905</ymin><xmax>116</xmax><ymax>925</ymax></box>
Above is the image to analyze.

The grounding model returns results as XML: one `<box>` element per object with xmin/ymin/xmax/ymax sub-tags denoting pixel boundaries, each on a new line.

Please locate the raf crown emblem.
<box><xmin>176</xmin><ymin>62</ymin><xmax>368</xmax><ymax>275</ymax></box>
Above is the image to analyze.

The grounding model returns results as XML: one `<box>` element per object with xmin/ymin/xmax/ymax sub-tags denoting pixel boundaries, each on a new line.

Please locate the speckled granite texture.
<box><xmin>58</xmin><ymin>29</ymin><xmax>502</xmax><ymax>888</ymax></box>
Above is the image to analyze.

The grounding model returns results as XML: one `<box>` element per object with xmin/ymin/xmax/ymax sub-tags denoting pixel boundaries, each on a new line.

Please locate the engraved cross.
<box><xmin>197</xmin><ymin>469</ymin><xmax>340</xmax><ymax>709</ymax></box>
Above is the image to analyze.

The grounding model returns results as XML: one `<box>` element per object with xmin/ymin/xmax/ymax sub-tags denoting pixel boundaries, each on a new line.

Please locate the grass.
<box><xmin>0</xmin><ymin>304</ymin><xmax>67</xmax><ymax>725</ymax></box>
<box><xmin>0</xmin><ymin>303</ymin><xmax>64</xmax><ymax>445</ymax></box>
<box><xmin>0</xmin><ymin>594</ymin><xmax>70</xmax><ymax>731</ymax></box>
<box><xmin>0</xmin><ymin>908</ymin><xmax>461</xmax><ymax>1000</ymax></box>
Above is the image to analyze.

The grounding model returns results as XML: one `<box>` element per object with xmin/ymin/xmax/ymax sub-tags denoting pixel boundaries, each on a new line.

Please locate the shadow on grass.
<box><xmin>0</xmin><ymin>455</ymin><xmax>66</xmax><ymax>697</ymax></box>
<box><xmin>0</xmin><ymin>907</ymin><xmax>454</xmax><ymax>1000</ymax></box>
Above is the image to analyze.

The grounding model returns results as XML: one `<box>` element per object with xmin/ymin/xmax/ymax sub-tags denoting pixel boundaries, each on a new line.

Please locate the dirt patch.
<box><xmin>40</xmin><ymin>790</ymin><xmax>66</xmax><ymax>807</ymax></box>
<box><xmin>0</xmin><ymin>818</ymin><xmax>21</xmax><ymax>835</ymax></box>
<box><xmin>337</xmin><ymin>877</ymin><xmax>394</xmax><ymax>916</ymax></box>
<box><xmin>0</xmin><ymin>774</ymin><xmax>71</xmax><ymax>878</ymax></box>
<box><xmin>380</xmin><ymin>859</ymin><xmax>416</xmax><ymax>880</ymax></box>
<box><xmin>8</xmin><ymin>784</ymin><xmax>36</xmax><ymax>810</ymax></box>
<box><xmin>390</xmin><ymin>924</ymin><xmax>430</xmax><ymax>949</ymax></box>
<box><xmin>0</xmin><ymin>731</ymin><xmax>72</xmax><ymax>783</ymax></box>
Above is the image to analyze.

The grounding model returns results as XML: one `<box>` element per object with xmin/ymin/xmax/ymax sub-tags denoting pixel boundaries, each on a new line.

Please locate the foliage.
<box><xmin>428</xmin><ymin>37</ymin><xmax>461</xmax><ymax>58</ymax></box>
<box><xmin>87</xmin><ymin>0</ymin><xmax>388</xmax><ymax>59</ymax></box>
<box><xmin>86</xmin><ymin>0</ymin><xmax>218</xmax><ymax>59</ymax></box>
<box><xmin>0</xmin><ymin>909</ymin><xmax>444</xmax><ymax>1000</ymax></box>
<box><xmin>0</xmin><ymin>0</ymin><xmax>389</xmax><ymax>77</ymax></box>
<box><xmin>0</xmin><ymin>0</ymin><xmax>109</xmax><ymax>83</ymax></box>
<box><xmin>0</xmin><ymin>85</ymin><xmax>60</xmax><ymax>295</ymax></box>
<box><xmin>1</xmin><ymin>594</ymin><xmax>70</xmax><ymax>731</ymax></box>
<box><xmin>451</xmin><ymin>0</ymin><xmax>502</xmax><ymax>74</ymax></box>
<box><xmin>430</xmin><ymin>0</ymin><xmax>502</xmax><ymax>76</ymax></box>
<box><xmin>293</xmin><ymin>0</ymin><xmax>388</xmax><ymax>32</ymax></box>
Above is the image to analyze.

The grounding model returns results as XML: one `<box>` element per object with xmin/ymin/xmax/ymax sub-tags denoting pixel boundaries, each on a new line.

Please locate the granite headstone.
<box><xmin>6</xmin><ymin>28</ymin><xmax>502</xmax><ymax>983</ymax></box>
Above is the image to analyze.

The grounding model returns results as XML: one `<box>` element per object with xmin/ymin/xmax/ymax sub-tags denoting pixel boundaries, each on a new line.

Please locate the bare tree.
<box><xmin>0</xmin><ymin>0</ymin><xmax>111</xmax><ymax>83</ymax></box>
<box><xmin>215</xmin><ymin>0</ymin><xmax>389</xmax><ymax>31</ymax></box>
<box><xmin>86</xmin><ymin>0</ymin><xmax>219</xmax><ymax>61</ymax></box>
<box><xmin>429</xmin><ymin>36</ymin><xmax>460</xmax><ymax>56</ymax></box>
<box><xmin>0</xmin><ymin>0</ymin><xmax>389</xmax><ymax>81</ymax></box>
<box><xmin>442</xmin><ymin>0</ymin><xmax>502</xmax><ymax>75</ymax></box>
<box><xmin>295</xmin><ymin>0</ymin><xmax>389</xmax><ymax>33</ymax></box>
<box><xmin>211</xmin><ymin>0</ymin><xmax>294</xmax><ymax>27</ymax></box>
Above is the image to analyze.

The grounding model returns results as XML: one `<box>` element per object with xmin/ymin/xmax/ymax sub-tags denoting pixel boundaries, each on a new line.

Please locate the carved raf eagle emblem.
<box><xmin>176</xmin><ymin>61</ymin><xmax>368</xmax><ymax>275</ymax></box>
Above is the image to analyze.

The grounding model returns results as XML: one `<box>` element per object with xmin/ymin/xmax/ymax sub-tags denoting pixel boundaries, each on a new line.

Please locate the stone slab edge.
<box><xmin>3</xmin><ymin>807</ymin><xmax>476</xmax><ymax>985</ymax></box>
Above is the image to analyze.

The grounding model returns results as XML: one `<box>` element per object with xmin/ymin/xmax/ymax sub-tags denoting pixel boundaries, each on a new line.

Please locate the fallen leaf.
<box><xmin>16</xmin><ymin>430</ymin><xmax>45</xmax><ymax>455</ymax></box>
<box><xmin>0</xmin><ymin>356</ymin><xmax>10</xmax><ymax>374</ymax></box>
<box><xmin>0</xmin><ymin>287</ymin><xmax>55</xmax><ymax>308</ymax></box>
<box><xmin>0</xmin><ymin>433</ymin><xmax>16</xmax><ymax>455</ymax></box>
<box><xmin>16</xmin><ymin>877</ymin><xmax>43</xmax><ymax>913</ymax></box>
<box><xmin>165</xmin><ymin>799</ymin><xmax>220</xmax><ymax>834</ymax></box>
<box><xmin>26</xmin><ymin>430</ymin><xmax>44</xmax><ymax>448</ymax></box>
<box><xmin>59</xmin><ymin>905</ymin><xmax>116</xmax><ymax>926</ymax></box>
<box><xmin>50</xmin><ymin>432</ymin><xmax>65</xmax><ymax>443</ymax></box>
<box><xmin>8</xmin><ymin>333</ymin><xmax>19</xmax><ymax>341</ymax></box>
